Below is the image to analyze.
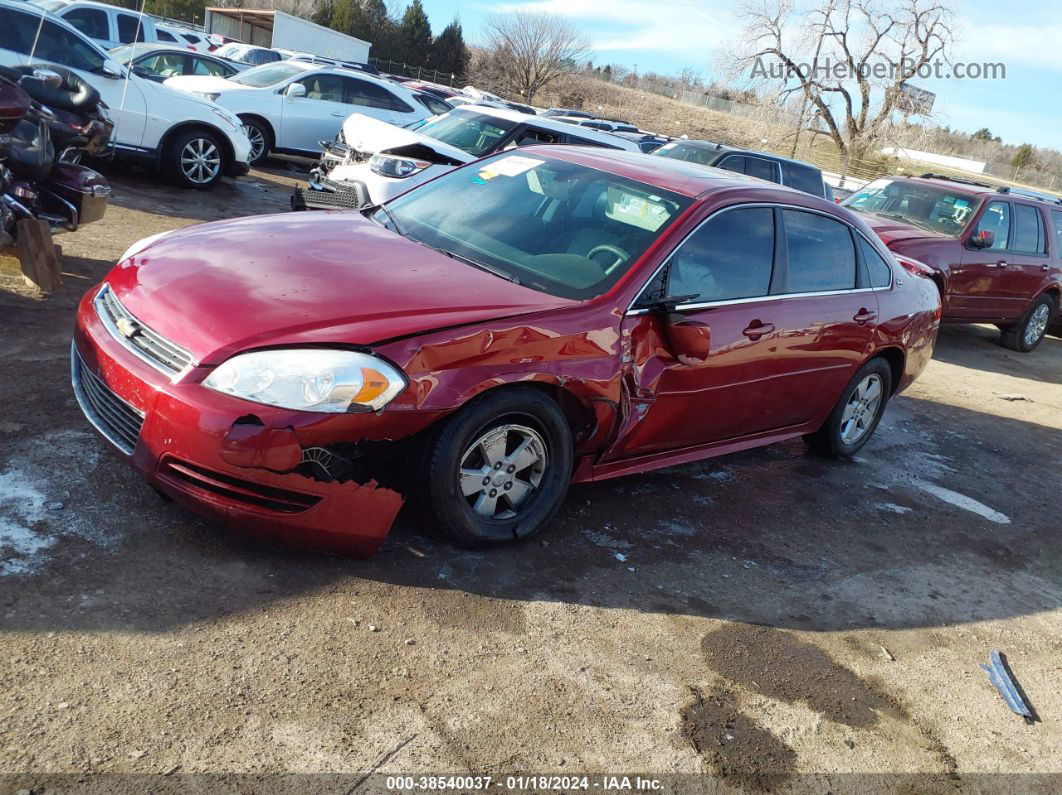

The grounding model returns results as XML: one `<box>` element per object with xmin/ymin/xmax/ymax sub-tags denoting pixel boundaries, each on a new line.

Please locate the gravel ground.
<box><xmin>1</xmin><ymin>164</ymin><xmax>1060</xmax><ymax>794</ymax></box>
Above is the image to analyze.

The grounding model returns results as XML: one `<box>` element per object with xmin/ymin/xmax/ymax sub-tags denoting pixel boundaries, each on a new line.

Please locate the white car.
<box><xmin>293</xmin><ymin>106</ymin><xmax>641</xmax><ymax>211</ymax></box>
<box><xmin>0</xmin><ymin>0</ymin><xmax>252</xmax><ymax>188</ymax></box>
<box><xmin>165</xmin><ymin>61</ymin><xmax>434</xmax><ymax>164</ymax></box>
<box><xmin>156</xmin><ymin>24</ymin><xmax>213</xmax><ymax>54</ymax></box>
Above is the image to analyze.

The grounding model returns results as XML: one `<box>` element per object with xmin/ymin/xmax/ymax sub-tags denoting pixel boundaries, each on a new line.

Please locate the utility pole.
<box><xmin>791</xmin><ymin>0</ymin><xmax>834</xmax><ymax>159</ymax></box>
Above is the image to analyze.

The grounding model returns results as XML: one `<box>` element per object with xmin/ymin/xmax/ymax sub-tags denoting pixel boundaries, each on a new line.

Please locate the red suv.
<box><xmin>843</xmin><ymin>175</ymin><xmax>1062</xmax><ymax>351</ymax></box>
<box><xmin>72</xmin><ymin>148</ymin><xmax>940</xmax><ymax>556</ymax></box>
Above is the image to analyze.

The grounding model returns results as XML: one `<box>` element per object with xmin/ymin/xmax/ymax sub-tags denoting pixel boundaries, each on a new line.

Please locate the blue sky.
<box><xmin>413</xmin><ymin>0</ymin><xmax>1061</xmax><ymax>150</ymax></box>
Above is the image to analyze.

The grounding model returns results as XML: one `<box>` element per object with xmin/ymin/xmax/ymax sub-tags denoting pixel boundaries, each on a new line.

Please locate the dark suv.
<box><xmin>652</xmin><ymin>140</ymin><xmax>832</xmax><ymax>199</ymax></box>
<box><xmin>843</xmin><ymin>174</ymin><xmax>1062</xmax><ymax>352</ymax></box>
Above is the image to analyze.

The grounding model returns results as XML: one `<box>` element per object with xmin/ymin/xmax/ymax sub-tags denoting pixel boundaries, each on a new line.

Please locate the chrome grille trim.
<box><xmin>94</xmin><ymin>285</ymin><xmax>194</xmax><ymax>377</ymax></box>
<box><xmin>70</xmin><ymin>343</ymin><xmax>145</xmax><ymax>455</ymax></box>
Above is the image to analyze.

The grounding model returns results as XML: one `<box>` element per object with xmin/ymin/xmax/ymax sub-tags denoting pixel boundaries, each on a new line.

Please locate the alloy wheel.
<box><xmin>840</xmin><ymin>374</ymin><xmax>883</xmax><ymax>445</ymax></box>
<box><xmin>245</xmin><ymin>125</ymin><xmax>266</xmax><ymax>162</ymax></box>
<box><xmin>180</xmin><ymin>138</ymin><xmax>221</xmax><ymax>185</ymax></box>
<box><xmin>1024</xmin><ymin>303</ymin><xmax>1050</xmax><ymax>347</ymax></box>
<box><xmin>458</xmin><ymin>424</ymin><xmax>547</xmax><ymax>520</ymax></box>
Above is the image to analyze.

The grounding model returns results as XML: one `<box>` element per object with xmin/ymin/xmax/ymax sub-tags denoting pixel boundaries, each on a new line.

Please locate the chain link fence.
<box><xmin>368</xmin><ymin>58</ymin><xmax>460</xmax><ymax>87</ymax></box>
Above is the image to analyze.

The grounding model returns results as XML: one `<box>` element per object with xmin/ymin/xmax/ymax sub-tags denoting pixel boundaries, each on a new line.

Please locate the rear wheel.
<box><xmin>1000</xmin><ymin>294</ymin><xmax>1055</xmax><ymax>352</ymax></box>
<box><xmin>421</xmin><ymin>388</ymin><xmax>573</xmax><ymax>547</ymax></box>
<box><xmin>804</xmin><ymin>358</ymin><xmax>892</xmax><ymax>458</ymax></box>
<box><xmin>164</xmin><ymin>128</ymin><xmax>225</xmax><ymax>189</ymax></box>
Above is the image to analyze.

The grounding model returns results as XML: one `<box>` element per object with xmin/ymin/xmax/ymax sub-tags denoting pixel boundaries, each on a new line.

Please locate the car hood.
<box><xmin>856</xmin><ymin>212</ymin><xmax>953</xmax><ymax>247</ymax></box>
<box><xmin>342</xmin><ymin>113</ymin><xmax>472</xmax><ymax>162</ymax></box>
<box><xmin>164</xmin><ymin>74</ymin><xmax>244</xmax><ymax>95</ymax></box>
<box><xmin>107</xmin><ymin>212</ymin><xmax>574</xmax><ymax>364</ymax></box>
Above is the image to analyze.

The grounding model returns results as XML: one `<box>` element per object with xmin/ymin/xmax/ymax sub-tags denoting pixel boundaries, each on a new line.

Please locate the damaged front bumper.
<box><xmin>71</xmin><ymin>290</ymin><xmax>438</xmax><ymax>556</ymax></box>
<box><xmin>292</xmin><ymin>172</ymin><xmax>371</xmax><ymax>211</ymax></box>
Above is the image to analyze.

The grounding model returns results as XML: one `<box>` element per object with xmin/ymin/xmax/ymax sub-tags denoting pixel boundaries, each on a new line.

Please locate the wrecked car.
<box><xmin>291</xmin><ymin>105</ymin><xmax>640</xmax><ymax>212</ymax></box>
<box><xmin>72</xmin><ymin>147</ymin><xmax>941</xmax><ymax>556</ymax></box>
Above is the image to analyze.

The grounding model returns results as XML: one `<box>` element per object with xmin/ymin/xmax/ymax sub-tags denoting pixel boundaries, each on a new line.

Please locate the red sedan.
<box><xmin>72</xmin><ymin>147</ymin><xmax>941</xmax><ymax>555</ymax></box>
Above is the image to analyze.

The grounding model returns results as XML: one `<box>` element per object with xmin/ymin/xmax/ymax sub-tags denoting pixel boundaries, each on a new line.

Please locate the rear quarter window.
<box><xmin>783</xmin><ymin>163</ymin><xmax>825</xmax><ymax>197</ymax></box>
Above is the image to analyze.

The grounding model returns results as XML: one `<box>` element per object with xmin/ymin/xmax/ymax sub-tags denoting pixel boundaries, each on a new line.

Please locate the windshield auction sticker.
<box><xmin>479</xmin><ymin>155</ymin><xmax>544</xmax><ymax>179</ymax></box>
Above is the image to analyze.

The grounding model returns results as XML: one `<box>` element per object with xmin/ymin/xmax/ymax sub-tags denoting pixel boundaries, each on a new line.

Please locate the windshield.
<box><xmin>653</xmin><ymin>141</ymin><xmax>720</xmax><ymax>166</ymax></box>
<box><xmin>415</xmin><ymin>109</ymin><xmax>518</xmax><ymax>156</ymax></box>
<box><xmin>229</xmin><ymin>61</ymin><xmax>305</xmax><ymax>87</ymax></box>
<box><xmin>843</xmin><ymin>178</ymin><xmax>980</xmax><ymax>235</ymax></box>
<box><xmin>376</xmin><ymin>152</ymin><xmax>692</xmax><ymax>300</ymax></box>
<box><xmin>35</xmin><ymin>0</ymin><xmax>66</xmax><ymax>9</ymax></box>
<box><xmin>109</xmin><ymin>43</ymin><xmax>153</xmax><ymax>64</ymax></box>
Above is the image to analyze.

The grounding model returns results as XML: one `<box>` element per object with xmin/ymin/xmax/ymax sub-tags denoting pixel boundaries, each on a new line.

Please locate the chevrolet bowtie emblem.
<box><xmin>116</xmin><ymin>317</ymin><xmax>140</xmax><ymax>339</ymax></box>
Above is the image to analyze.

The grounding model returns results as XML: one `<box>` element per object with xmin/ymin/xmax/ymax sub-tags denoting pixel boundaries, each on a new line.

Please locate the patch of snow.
<box><xmin>913</xmin><ymin>480</ymin><xmax>1010</xmax><ymax>525</ymax></box>
<box><xmin>877</xmin><ymin>503</ymin><xmax>912</xmax><ymax>514</ymax></box>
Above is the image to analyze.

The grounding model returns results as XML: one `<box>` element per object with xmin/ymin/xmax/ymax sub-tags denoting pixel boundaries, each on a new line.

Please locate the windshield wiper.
<box><xmin>374</xmin><ymin>204</ymin><xmax>407</xmax><ymax>238</ymax></box>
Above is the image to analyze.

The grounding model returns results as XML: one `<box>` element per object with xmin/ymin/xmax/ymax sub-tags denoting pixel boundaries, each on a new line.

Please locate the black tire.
<box><xmin>999</xmin><ymin>293</ymin><xmax>1055</xmax><ymax>353</ymax></box>
<box><xmin>239</xmin><ymin>116</ymin><xmax>273</xmax><ymax>166</ymax></box>
<box><xmin>804</xmin><ymin>358</ymin><xmax>893</xmax><ymax>458</ymax></box>
<box><xmin>163</xmin><ymin>128</ymin><xmax>226</xmax><ymax>189</ymax></box>
<box><xmin>421</xmin><ymin>388</ymin><xmax>573</xmax><ymax>547</ymax></box>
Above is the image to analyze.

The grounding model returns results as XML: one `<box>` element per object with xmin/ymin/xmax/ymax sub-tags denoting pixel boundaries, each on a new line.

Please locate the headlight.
<box><xmin>192</xmin><ymin>91</ymin><xmax>221</xmax><ymax>102</ymax></box>
<box><xmin>203</xmin><ymin>349</ymin><xmax>406</xmax><ymax>413</ymax></box>
<box><xmin>118</xmin><ymin>231</ymin><xmax>168</xmax><ymax>263</ymax></box>
<box><xmin>369</xmin><ymin>153</ymin><xmax>431</xmax><ymax>179</ymax></box>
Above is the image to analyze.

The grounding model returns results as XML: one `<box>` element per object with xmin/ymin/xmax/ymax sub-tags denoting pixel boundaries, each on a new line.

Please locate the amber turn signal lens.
<box><xmin>352</xmin><ymin>368</ymin><xmax>392</xmax><ymax>404</ymax></box>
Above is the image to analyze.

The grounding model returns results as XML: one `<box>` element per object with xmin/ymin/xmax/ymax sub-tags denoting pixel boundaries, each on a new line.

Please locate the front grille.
<box><xmin>71</xmin><ymin>345</ymin><xmax>145</xmax><ymax>455</ymax></box>
<box><xmin>94</xmin><ymin>285</ymin><xmax>193</xmax><ymax>376</ymax></box>
<box><xmin>295</xmin><ymin>182</ymin><xmax>368</xmax><ymax>210</ymax></box>
<box><xmin>158</xmin><ymin>458</ymin><xmax>321</xmax><ymax>514</ymax></box>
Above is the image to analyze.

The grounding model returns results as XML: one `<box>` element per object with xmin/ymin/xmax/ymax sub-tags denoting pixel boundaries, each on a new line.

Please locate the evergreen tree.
<box><xmin>1011</xmin><ymin>143</ymin><xmax>1034</xmax><ymax>170</ymax></box>
<box><xmin>430</xmin><ymin>18</ymin><xmax>469</xmax><ymax>76</ymax></box>
<box><xmin>396</xmin><ymin>0</ymin><xmax>433</xmax><ymax>67</ymax></box>
<box><xmin>312</xmin><ymin>0</ymin><xmax>334</xmax><ymax>28</ymax></box>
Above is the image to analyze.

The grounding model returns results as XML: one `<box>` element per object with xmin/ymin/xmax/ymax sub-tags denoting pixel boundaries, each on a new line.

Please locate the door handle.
<box><xmin>742</xmin><ymin>321</ymin><xmax>774</xmax><ymax>340</ymax></box>
<box><xmin>991</xmin><ymin>260</ymin><xmax>1009</xmax><ymax>268</ymax></box>
<box><xmin>331</xmin><ymin>111</ymin><xmax>346</xmax><ymax>117</ymax></box>
<box><xmin>1042</xmin><ymin>264</ymin><xmax>1051</xmax><ymax>272</ymax></box>
<box><xmin>853</xmin><ymin>308</ymin><xmax>877</xmax><ymax>325</ymax></box>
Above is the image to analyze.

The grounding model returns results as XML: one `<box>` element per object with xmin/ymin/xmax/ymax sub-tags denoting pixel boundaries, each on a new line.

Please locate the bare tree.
<box><xmin>482</xmin><ymin>12</ymin><xmax>591</xmax><ymax>103</ymax></box>
<box><xmin>737</xmin><ymin>0</ymin><xmax>955</xmax><ymax>175</ymax></box>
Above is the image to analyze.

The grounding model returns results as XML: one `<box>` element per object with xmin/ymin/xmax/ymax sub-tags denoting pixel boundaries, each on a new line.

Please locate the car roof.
<box><xmin>117</xmin><ymin>43</ymin><xmax>216</xmax><ymax>56</ymax></box>
<box><xmin>667</xmin><ymin>140</ymin><xmax>823</xmax><ymax>172</ymax></box>
<box><xmin>450</xmin><ymin>105</ymin><xmax>639</xmax><ymax>150</ymax></box>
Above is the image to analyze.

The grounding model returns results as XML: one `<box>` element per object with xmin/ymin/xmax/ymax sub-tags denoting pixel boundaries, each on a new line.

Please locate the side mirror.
<box><xmin>969</xmin><ymin>229</ymin><xmax>994</xmax><ymax>249</ymax></box>
<box><xmin>101</xmin><ymin>60</ymin><xmax>122</xmax><ymax>79</ymax></box>
<box><xmin>284</xmin><ymin>82</ymin><xmax>307</xmax><ymax>99</ymax></box>
<box><xmin>663</xmin><ymin>312</ymin><xmax>711</xmax><ymax>363</ymax></box>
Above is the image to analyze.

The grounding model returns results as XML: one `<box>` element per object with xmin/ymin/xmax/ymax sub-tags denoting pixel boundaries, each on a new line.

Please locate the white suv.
<box><xmin>0</xmin><ymin>0</ymin><xmax>251</xmax><ymax>188</ymax></box>
<box><xmin>165</xmin><ymin>61</ymin><xmax>433</xmax><ymax>164</ymax></box>
<box><xmin>32</xmin><ymin>0</ymin><xmax>161</xmax><ymax>50</ymax></box>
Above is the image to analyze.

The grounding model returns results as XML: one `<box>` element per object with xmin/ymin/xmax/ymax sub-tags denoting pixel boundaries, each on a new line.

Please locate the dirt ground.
<box><xmin>1</xmin><ymin>164</ymin><xmax>1061</xmax><ymax>794</ymax></box>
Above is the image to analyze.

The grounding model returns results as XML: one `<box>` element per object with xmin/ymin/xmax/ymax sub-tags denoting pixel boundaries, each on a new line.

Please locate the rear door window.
<box><xmin>191</xmin><ymin>56</ymin><xmax>231</xmax><ymax>77</ymax></box>
<box><xmin>116</xmin><ymin>13</ymin><xmax>146</xmax><ymax>44</ymax></box>
<box><xmin>345</xmin><ymin>77</ymin><xmax>395</xmax><ymax>109</ymax></box>
<box><xmin>1051</xmin><ymin>211</ymin><xmax>1062</xmax><ymax>257</ymax></box>
<box><xmin>64</xmin><ymin>7</ymin><xmax>108</xmax><ymax>40</ymax></box>
<box><xmin>782</xmin><ymin>210</ymin><xmax>856</xmax><ymax>293</ymax></box>
<box><xmin>1012</xmin><ymin>203</ymin><xmax>1046</xmax><ymax>254</ymax></box>
<box><xmin>667</xmin><ymin>207</ymin><xmax>775</xmax><ymax>302</ymax></box>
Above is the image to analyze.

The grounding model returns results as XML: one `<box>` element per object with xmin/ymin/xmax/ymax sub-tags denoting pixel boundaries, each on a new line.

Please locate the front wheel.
<box><xmin>164</xmin><ymin>129</ymin><xmax>225</xmax><ymax>189</ymax></box>
<box><xmin>804</xmin><ymin>358</ymin><xmax>892</xmax><ymax>458</ymax></box>
<box><xmin>421</xmin><ymin>388</ymin><xmax>573</xmax><ymax>547</ymax></box>
<box><xmin>239</xmin><ymin>116</ymin><xmax>272</xmax><ymax>166</ymax></box>
<box><xmin>1000</xmin><ymin>294</ymin><xmax>1055</xmax><ymax>352</ymax></box>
